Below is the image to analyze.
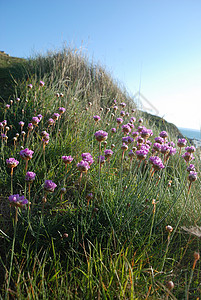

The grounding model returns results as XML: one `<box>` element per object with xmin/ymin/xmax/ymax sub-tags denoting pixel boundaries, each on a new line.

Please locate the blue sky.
<box><xmin>1</xmin><ymin>0</ymin><xmax>201</xmax><ymax>129</ymax></box>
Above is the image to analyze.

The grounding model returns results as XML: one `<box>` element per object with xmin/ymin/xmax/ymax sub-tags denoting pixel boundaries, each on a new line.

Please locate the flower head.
<box><xmin>28</xmin><ymin>123</ymin><xmax>34</xmax><ymax>131</ymax></box>
<box><xmin>9</xmin><ymin>194</ymin><xmax>28</xmax><ymax>208</ymax></box>
<box><xmin>6</xmin><ymin>158</ymin><xmax>19</xmax><ymax>168</ymax></box>
<box><xmin>94</xmin><ymin>130</ymin><xmax>108</xmax><ymax>142</ymax></box>
<box><xmin>185</xmin><ymin>146</ymin><xmax>196</xmax><ymax>153</ymax></box>
<box><xmin>19</xmin><ymin>121</ymin><xmax>25</xmax><ymax>127</ymax></box>
<box><xmin>62</xmin><ymin>155</ymin><xmax>74</xmax><ymax>164</ymax></box>
<box><xmin>25</xmin><ymin>172</ymin><xmax>36</xmax><ymax>182</ymax></box>
<box><xmin>177</xmin><ymin>138</ymin><xmax>187</xmax><ymax>148</ymax></box>
<box><xmin>122</xmin><ymin>124</ymin><xmax>131</xmax><ymax>135</ymax></box>
<box><xmin>136</xmin><ymin>149</ymin><xmax>148</xmax><ymax>160</ymax></box>
<box><xmin>149</xmin><ymin>156</ymin><xmax>165</xmax><ymax>171</ymax></box>
<box><xmin>159</xmin><ymin>131</ymin><xmax>168</xmax><ymax>138</ymax></box>
<box><xmin>37</xmin><ymin>114</ymin><xmax>43</xmax><ymax>121</ymax></box>
<box><xmin>81</xmin><ymin>153</ymin><xmax>94</xmax><ymax>165</ymax></box>
<box><xmin>52</xmin><ymin>113</ymin><xmax>60</xmax><ymax>121</ymax></box>
<box><xmin>104</xmin><ymin>149</ymin><xmax>113</xmax><ymax>159</ymax></box>
<box><xmin>77</xmin><ymin>160</ymin><xmax>90</xmax><ymax>172</ymax></box>
<box><xmin>19</xmin><ymin>148</ymin><xmax>34</xmax><ymax>160</ymax></box>
<box><xmin>59</xmin><ymin>107</ymin><xmax>66</xmax><ymax>115</ymax></box>
<box><xmin>48</xmin><ymin>118</ymin><xmax>55</xmax><ymax>125</ymax></box>
<box><xmin>39</xmin><ymin>81</ymin><xmax>45</xmax><ymax>87</ymax></box>
<box><xmin>188</xmin><ymin>171</ymin><xmax>197</xmax><ymax>183</ymax></box>
<box><xmin>32</xmin><ymin>117</ymin><xmax>40</xmax><ymax>125</ymax></box>
<box><xmin>116</xmin><ymin>117</ymin><xmax>123</xmax><ymax>124</ymax></box>
<box><xmin>154</xmin><ymin>136</ymin><xmax>164</xmax><ymax>144</ymax></box>
<box><xmin>187</xmin><ymin>164</ymin><xmax>196</xmax><ymax>172</ymax></box>
<box><xmin>93</xmin><ymin>115</ymin><xmax>101</xmax><ymax>122</ymax></box>
<box><xmin>44</xmin><ymin>180</ymin><xmax>57</xmax><ymax>192</ymax></box>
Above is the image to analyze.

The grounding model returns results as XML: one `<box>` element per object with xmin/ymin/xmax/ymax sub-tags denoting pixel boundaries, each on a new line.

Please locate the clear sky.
<box><xmin>1</xmin><ymin>0</ymin><xmax>201</xmax><ymax>129</ymax></box>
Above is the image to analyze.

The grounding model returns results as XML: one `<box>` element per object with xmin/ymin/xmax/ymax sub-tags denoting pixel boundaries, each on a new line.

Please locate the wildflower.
<box><xmin>167</xmin><ymin>281</ymin><xmax>174</xmax><ymax>291</ymax></box>
<box><xmin>153</xmin><ymin>142</ymin><xmax>161</xmax><ymax>152</ymax></box>
<box><xmin>62</xmin><ymin>155</ymin><xmax>74</xmax><ymax>165</ymax></box>
<box><xmin>28</xmin><ymin>123</ymin><xmax>34</xmax><ymax>131</ymax></box>
<box><xmin>138</xmin><ymin>118</ymin><xmax>143</xmax><ymax>123</ymax></box>
<box><xmin>111</xmin><ymin>128</ymin><xmax>116</xmax><ymax>133</ymax></box>
<box><xmin>127</xmin><ymin>122</ymin><xmax>134</xmax><ymax>129</ymax></box>
<box><xmin>39</xmin><ymin>81</ymin><xmax>45</xmax><ymax>87</ymax></box>
<box><xmin>166</xmin><ymin>225</ymin><xmax>173</xmax><ymax>233</ymax></box>
<box><xmin>48</xmin><ymin>118</ymin><xmax>55</xmax><ymax>126</ymax></box>
<box><xmin>94</xmin><ymin>130</ymin><xmax>108</xmax><ymax>142</ymax></box>
<box><xmin>25</xmin><ymin>172</ymin><xmax>36</xmax><ymax>182</ymax></box>
<box><xmin>154</xmin><ymin>136</ymin><xmax>164</xmax><ymax>144</ymax></box>
<box><xmin>56</xmin><ymin>92</ymin><xmax>60</xmax><ymax>97</ymax></box>
<box><xmin>81</xmin><ymin>153</ymin><xmax>93</xmax><ymax>165</ymax></box>
<box><xmin>132</xmin><ymin>131</ymin><xmax>139</xmax><ymax>138</ymax></box>
<box><xmin>137</xmin><ymin>125</ymin><xmax>144</xmax><ymax>132</ymax></box>
<box><xmin>149</xmin><ymin>156</ymin><xmax>165</xmax><ymax>171</ymax></box>
<box><xmin>188</xmin><ymin>171</ymin><xmax>197</xmax><ymax>183</ymax></box>
<box><xmin>160</xmin><ymin>144</ymin><xmax>170</xmax><ymax>155</ymax></box>
<box><xmin>130</xmin><ymin>117</ymin><xmax>136</xmax><ymax>123</ymax></box>
<box><xmin>122</xmin><ymin>124</ymin><xmax>131</xmax><ymax>135</ymax></box>
<box><xmin>136</xmin><ymin>136</ymin><xmax>144</xmax><ymax>144</ymax></box>
<box><xmin>37</xmin><ymin>114</ymin><xmax>43</xmax><ymax>121</ymax></box>
<box><xmin>5</xmin><ymin>104</ymin><xmax>10</xmax><ymax>109</ymax></box>
<box><xmin>104</xmin><ymin>149</ymin><xmax>113</xmax><ymax>159</ymax></box>
<box><xmin>19</xmin><ymin>148</ymin><xmax>34</xmax><ymax>160</ymax></box>
<box><xmin>120</xmin><ymin>102</ymin><xmax>126</xmax><ymax>107</ymax></box>
<box><xmin>2</xmin><ymin>120</ymin><xmax>7</xmax><ymax>127</ymax></box>
<box><xmin>77</xmin><ymin>160</ymin><xmax>90</xmax><ymax>172</ymax></box>
<box><xmin>159</xmin><ymin>131</ymin><xmax>168</xmax><ymax>139</ymax></box>
<box><xmin>121</xmin><ymin>143</ymin><xmax>128</xmax><ymax>151</ymax></box>
<box><xmin>9</xmin><ymin>194</ymin><xmax>28</xmax><ymax>208</ymax></box>
<box><xmin>52</xmin><ymin>113</ymin><xmax>60</xmax><ymax>121</ymax></box>
<box><xmin>16</xmin><ymin>98</ymin><xmax>20</xmax><ymax>102</ymax></box>
<box><xmin>28</xmin><ymin>84</ymin><xmax>33</xmax><ymax>89</ymax></box>
<box><xmin>185</xmin><ymin>146</ymin><xmax>196</xmax><ymax>153</ymax></box>
<box><xmin>187</xmin><ymin>164</ymin><xmax>195</xmax><ymax>172</ymax></box>
<box><xmin>177</xmin><ymin>138</ymin><xmax>187</xmax><ymax>148</ymax></box>
<box><xmin>116</xmin><ymin>117</ymin><xmax>123</xmax><ymax>124</ymax></box>
<box><xmin>32</xmin><ymin>117</ymin><xmax>40</xmax><ymax>125</ymax></box>
<box><xmin>182</xmin><ymin>152</ymin><xmax>195</xmax><ymax>163</ymax></box>
<box><xmin>120</xmin><ymin>110</ymin><xmax>125</xmax><ymax>117</ymax></box>
<box><xmin>126</xmin><ymin>112</ymin><xmax>129</xmax><ymax>117</ymax></box>
<box><xmin>113</xmin><ymin>105</ymin><xmax>118</xmax><ymax>111</ymax></box>
<box><xmin>6</xmin><ymin>158</ymin><xmax>19</xmax><ymax>169</ymax></box>
<box><xmin>59</xmin><ymin>107</ymin><xmax>66</xmax><ymax>115</ymax></box>
<box><xmin>19</xmin><ymin>121</ymin><xmax>25</xmax><ymax>127</ymax></box>
<box><xmin>44</xmin><ymin>180</ymin><xmax>57</xmax><ymax>192</ymax></box>
<box><xmin>93</xmin><ymin>115</ymin><xmax>101</xmax><ymax>122</ymax></box>
<box><xmin>136</xmin><ymin>149</ymin><xmax>148</xmax><ymax>160</ymax></box>
<box><xmin>61</xmin><ymin>187</ymin><xmax>66</xmax><ymax>194</ymax></box>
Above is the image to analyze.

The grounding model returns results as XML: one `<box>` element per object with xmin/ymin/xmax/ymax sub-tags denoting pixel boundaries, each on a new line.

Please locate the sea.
<box><xmin>179</xmin><ymin>127</ymin><xmax>201</xmax><ymax>141</ymax></box>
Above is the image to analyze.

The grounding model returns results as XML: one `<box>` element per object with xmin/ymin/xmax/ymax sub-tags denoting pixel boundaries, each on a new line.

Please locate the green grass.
<box><xmin>0</xmin><ymin>47</ymin><xmax>201</xmax><ymax>299</ymax></box>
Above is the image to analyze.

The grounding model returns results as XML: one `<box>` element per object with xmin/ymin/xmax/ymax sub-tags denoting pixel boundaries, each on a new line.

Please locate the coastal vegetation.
<box><xmin>0</xmin><ymin>48</ymin><xmax>200</xmax><ymax>299</ymax></box>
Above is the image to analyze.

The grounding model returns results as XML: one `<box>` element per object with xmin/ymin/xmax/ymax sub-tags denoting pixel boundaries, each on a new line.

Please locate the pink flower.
<box><xmin>44</xmin><ymin>180</ymin><xmax>57</xmax><ymax>192</ymax></box>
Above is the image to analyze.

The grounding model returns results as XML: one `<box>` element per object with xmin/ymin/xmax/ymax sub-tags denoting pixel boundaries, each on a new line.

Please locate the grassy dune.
<box><xmin>0</xmin><ymin>48</ymin><xmax>201</xmax><ymax>299</ymax></box>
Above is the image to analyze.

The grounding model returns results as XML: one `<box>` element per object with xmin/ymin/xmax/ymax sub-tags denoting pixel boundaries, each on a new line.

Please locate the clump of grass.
<box><xmin>0</xmin><ymin>46</ymin><xmax>201</xmax><ymax>299</ymax></box>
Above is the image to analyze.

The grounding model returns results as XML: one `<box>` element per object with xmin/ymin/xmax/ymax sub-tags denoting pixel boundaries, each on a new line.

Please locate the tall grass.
<box><xmin>0</xmin><ymin>47</ymin><xmax>201</xmax><ymax>299</ymax></box>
